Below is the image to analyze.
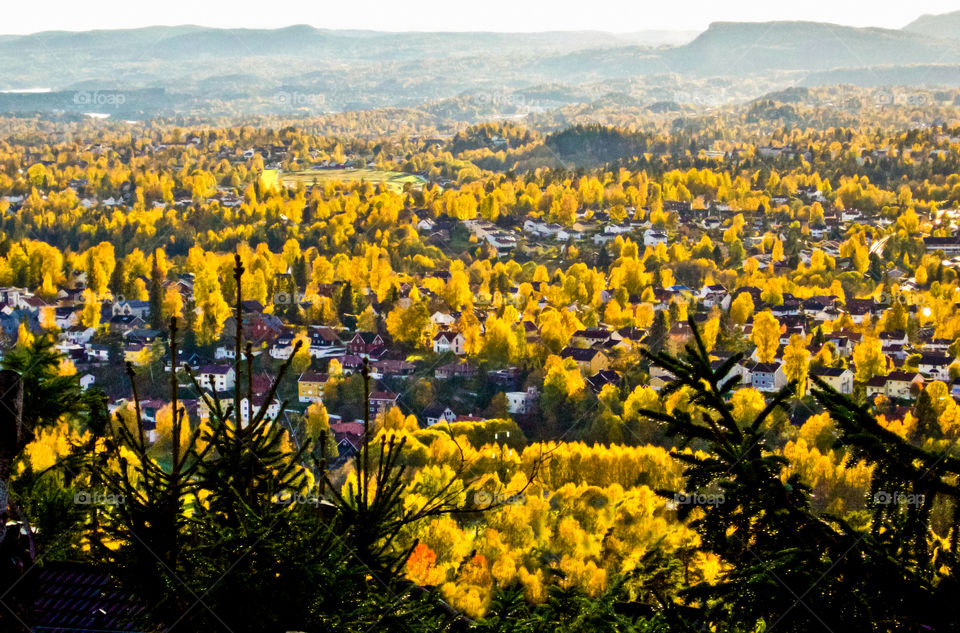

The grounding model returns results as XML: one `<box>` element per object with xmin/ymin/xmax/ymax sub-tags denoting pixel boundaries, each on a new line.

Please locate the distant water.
<box><xmin>0</xmin><ymin>88</ymin><xmax>52</xmax><ymax>93</ymax></box>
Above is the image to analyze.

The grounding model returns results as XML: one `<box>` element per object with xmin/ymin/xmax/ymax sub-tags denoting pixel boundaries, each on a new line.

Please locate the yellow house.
<box><xmin>560</xmin><ymin>347</ymin><xmax>610</xmax><ymax>374</ymax></box>
<box><xmin>124</xmin><ymin>343</ymin><xmax>151</xmax><ymax>366</ymax></box>
<box><xmin>297</xmin><ymin>371</ymin><xmax>328</xmax><ymax>403</ymax></box>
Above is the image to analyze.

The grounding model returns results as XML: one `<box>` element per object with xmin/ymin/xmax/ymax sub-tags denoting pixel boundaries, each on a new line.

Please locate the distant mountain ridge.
<box><xmin>903</xmin><ymin>11</ymin><xmax>960</xmax><ymax>39</ymax></box>
<box><xmin>1</xmin><ymin>14</ymin><xmax>960</xmax><ymax>118</ymax></box>
<box><xmin>0</xmin><ymin>25</ymin><xmax>693</xmax><ymax>59</ymax></box>
<box><xmin>663</xmin><ymin>20</ymin><xmax>960</xmax><ymax>75</ymax></box>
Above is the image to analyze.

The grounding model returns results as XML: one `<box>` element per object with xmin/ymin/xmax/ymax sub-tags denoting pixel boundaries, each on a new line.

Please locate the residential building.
<box><xmin>347</xmin><ymin>332</ymin><xmax>385</xmax><ymax>355</ymax></box>
<box><xmin>433</xmin><ymin>331</ymin><xmax>466</xmax><ymax>355</ymax></box>
<box><xmin>196</xmin><ymin>365</ymin><xmax>236</xmax><ymax>392</ymax></box>
<box><xmin>435</xmin><ymin>361</ymin><xmax>478</xmax><ymax>380</ymax></box>
<box><xmin>809</xmin><ymin>367</ymin><xmax>854</xmax><ymax>394</ymax></box>
<box><xmin>559</xmin><ymin>347</ymin><xmax>610</xmax><ymax>374</ymax></box>
<box><xmin>298</xmin><ymin>371</ymin><xmax>328</xmax><ymax>403</ymax></box>
<box><xmin>750</xmin><ymin>362</ymin><xmax>787</xmax><ymax>393</ymax></box>
<box><xmin>505</xmin><ymin>386</ymin><xmax>538</xmax><ymax>415</ymax></box>
<box><xmin>885</xmin><ymin>371</ymin><xmax>923</xmax><ymax>400</ymax></box>
<box><xmin>369</xmin><ymin>391</ymin><xmax>399</xmax><ymax>417</ymax></box>
<box><xmin>423</xmin><ymin>403</ymin><xmax>456</xmax><ymax>426</ymax></box>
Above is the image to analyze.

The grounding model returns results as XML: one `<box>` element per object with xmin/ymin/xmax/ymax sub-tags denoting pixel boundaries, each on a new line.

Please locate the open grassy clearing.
<box><xmin>280</xmin><ymin>168</ymin><xmax>426</xmax><ymax>192</ymax></box>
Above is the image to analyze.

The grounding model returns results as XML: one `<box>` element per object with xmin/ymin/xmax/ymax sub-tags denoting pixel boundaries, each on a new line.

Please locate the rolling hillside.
<box><xmin>903</xmin><ymin>10</ymin><xmax>960</xmax><ymax>40</ymax></box>
<box><xmin>2</xmin><ymin>15</ymin><xmax>960</xmax><ymax>118</ymax></box>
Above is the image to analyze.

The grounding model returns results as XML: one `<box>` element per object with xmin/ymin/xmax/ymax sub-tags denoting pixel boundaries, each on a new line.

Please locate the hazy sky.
<box><xmin>3</xmin><ymin>0</ymin><xmax>960</xmax><ymax>34</ymax></box>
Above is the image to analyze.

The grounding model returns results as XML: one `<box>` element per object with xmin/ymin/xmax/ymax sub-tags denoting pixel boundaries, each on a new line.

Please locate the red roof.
<box><xmin>298</xmin><ymin>371</ymin><xmax>328</xmax><ymax>384</ymax></box>
<box><xmin>330</xmin><ymin>421</ymin><xmax>364</xmax><ymax>436</ymax></box>
<box><xmin>250</xmin><ymin>372</ymin><xmax>274</xmax><ymax>395</ymax></box>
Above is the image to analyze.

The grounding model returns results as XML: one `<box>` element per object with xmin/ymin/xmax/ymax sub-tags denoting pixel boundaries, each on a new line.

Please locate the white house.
<box><xmin>885</xmin><ymin>371</ymin><xmax>923</xmax><ymax>400</ymax></box>
<box><xmin>699</xmin><ymin>284</ymin><xmax>731</xmax><ymax>310</ymax></box>
<box><xmin>63</xmin><ymin>326</ymin><xmax>96</xmax><ymax>345</ymax></box>
<box><xmin>523</xmin><ymin>219</ymin><xmax>566</xmax><ymax>240</ymax></box>
<box><xmin>433</xmin><ymin>331</ymin><xmax>466</xmax><ymax>355</ymax></box>
<box><xmin>749</xmin><ymin>362</ymin><xmax>787</xmax><ymax>393</ymax></box>
<box><xmin>111</xmin><ymin>300</ymin><xmax>151</xmax><ymax>319</ymax></box>
<box><xmin>423</xmin><ymin>403</ymin><xmax>457</xmax><ymax>426</ymax></box>
<box><xmin>918</xmin><ymin>352</ymin><xmax>951</xmax><ymax>382</ymax></box>
<box><xmin>196</xmin><ymin>365</ymin><xmax>236</xmax><ymax>392</ymax></box>
<box><xmin>603</xmin><ymin>224</ymin><xmax>635</xmax><ymax>235</ymax></box>
<box><xmin>505</xmin><ymin>387</ymin><xmax>539</xmax><ymax>415</ymax></box>
<box><xmin>430</xmin><ymin>311</ymin><xmax>458</xmax><ymax>328</ymax></box>
<box><xmin>485</xmin><ymin>232</ymin><xmax>518</xmax><ymax>252</ymax></box>
<box><xmin>809</xmin><ymin>367</ymin><xmax>854</xmax><ymax>394</ymax></box>
<box><xmin>643</xmin><ymin>228</ymin><xmax>668</xmax><ymax>247</ymax></box>
<box><xmin>238</xmin><ymin>395</ymin><xmax>281</xmax><ymax>426</ymax></box>
<box><xmin>270</xmin><ymin>335</ymin><xmax>296</xmax><ymax>360</ymax></box>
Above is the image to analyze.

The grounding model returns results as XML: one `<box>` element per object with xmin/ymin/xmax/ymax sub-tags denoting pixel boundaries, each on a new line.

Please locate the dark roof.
<box><xmin>919</xmin><ymin>352</ymin><xmax>951</xmax><ymax>364</ymax></box>
<box><xmin>879</xmin><ymin>330</ymin><xmax>906</xmax><ymax>340</ymax></box>
<box><xmin>616</xmin><ymin>326</ymin><xmax>646</xmax><ymax>341</ymax></box>
<box><xmin>811</xmin><ymin>367</ymin><xmax>849</xmax><ymax>377</ymax></box>
<box><xmin>310</xmin><ymin>327</ymin><xmax>341</xmax><ymax>343</ymax></box>
<box><xmin>802</xmin><ymin>296</ymin><xmax>837</xmax><ymax>308</ymax></box>
<box><xmin>573</xmin><ymin>328</ymin><xmax>612</xmax><ymax>339</ymax></box>
<box><xmin>298</xmin><ymin>371</ymin><xmax>328</xmax><ymax>383</ymax></box>
<box><xmin>587</xmin><ymin>370</ymin><xmax>621</xmax><ymax>392</ymax></box>
<box><xmin>887</xmin><ymin>371</ymin><xmax>922</xmax><ymax>382</ymax></box>
<box><xmin>108</xmin><ymin>315</ymin><xmax>141</xmax><ymax>324</ymax></box>
<box><xmin>752</xmin><ymin>362</ymin><xmax>781</xmax><ymax>374</ymax></box>
<box><xmin>198</xmin><ymin>364</ymin><xmax>233</xmax><ymax>375</ymax></box>
<box><xmin>422</xmin><ymin>402</ymin><xmax>452</xmax><ymax>418</ymax></box>
<box><xmin>127</xmin><ymin>328</ymin><xmax>163</xmax><ymax>339</ymax></box>
<box><xmin>845</xmin><ymin>298</ymin><xmax>876</xmax><ymax>315</ymax></box>
<box><xmin>436</xmin><ymin>361</ymin><xmax>476</xmax><ymax>375</ymax></box>
<box><xmin>372</xmin><ymin>359</ymin><xmax>415</xmax><ymax>373</ymax></box>
<box><xmin>351</xmin><ymin>332</ymin><xmax>382</xmax><ymax>344</ymax></box>
<box><xmin>240</xmin><ymin>299</ymin><xmax>265</xmax><ymax>313</ymax></box>
<box><xmin>924</xmin><ymin>235</ymin><xmax>960</xmax><ymax>246</ymax></box>
<box><xmin>560</xmin><ymin>347</ymin><xmax>603</xmax><ymax>362</ymax></box>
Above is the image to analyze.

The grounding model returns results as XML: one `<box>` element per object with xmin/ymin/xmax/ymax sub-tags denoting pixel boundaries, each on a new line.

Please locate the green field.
<box><xmin>280</xmin><ymin>168</ymin><xmax>426</xmax><ymax>192</ymax></box>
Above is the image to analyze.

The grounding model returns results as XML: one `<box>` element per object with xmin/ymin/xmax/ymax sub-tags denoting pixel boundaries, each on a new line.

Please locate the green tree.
<box><xmin>642</xmin><ymin>318</ymin><xmax>960</xmax><ymax>632</ymax></box>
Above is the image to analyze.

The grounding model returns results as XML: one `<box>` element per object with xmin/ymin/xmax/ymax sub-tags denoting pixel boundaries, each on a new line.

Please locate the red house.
<box><xmin>347</xmin><ymin>332</ymin><xmax>385</xmax><ymax>355</ymax></box>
